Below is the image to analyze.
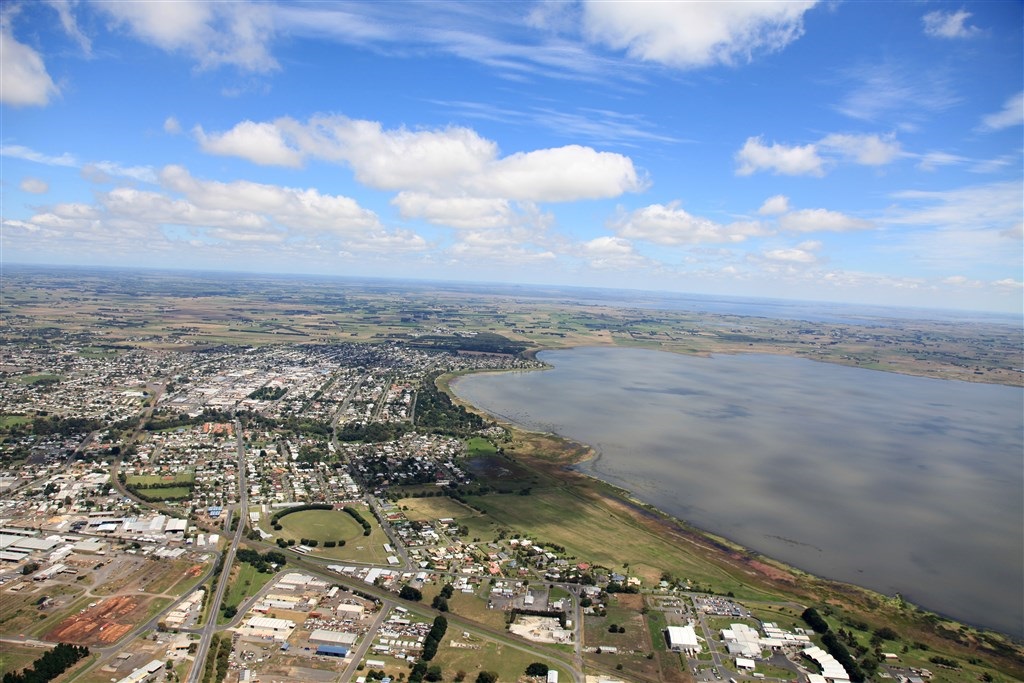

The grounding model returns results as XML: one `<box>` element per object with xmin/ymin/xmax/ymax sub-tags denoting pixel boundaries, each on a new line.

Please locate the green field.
<box><xmin>400</xmin><ymin>495</ymin><xmax>483</xmax><ymax>523</ymax></box>
<box><xmin>0</xmin><ymin>415</ymin><xmax>31</xmax><ymax>428</ymax></box>
<box><xmin>219</xmin><ymin>562</ymin><xmax>274</xmax><ymax>623</ymax></box>
<box><xmin>0</xmin><ymin>642</ymin><xmax>46</xmax><ymax>677</ymax></box>
<box><xmin>274</xmin><ymin>509</ymin><xmax>363</xmax><ymax>543</ymax></box>
<box><xmin>466</xmin><ymin>436</ymin><xmax>498</xmax><ymax>456</ymax></box>
<box><xmin>433</xmin><ymin>635</ymin><xmax>569</xmax><ymax>683</ymax></box>
<box><xmin>125</xmin><ymin>473</ymin><xmax>194</xmax><ymax>486</ymax></box>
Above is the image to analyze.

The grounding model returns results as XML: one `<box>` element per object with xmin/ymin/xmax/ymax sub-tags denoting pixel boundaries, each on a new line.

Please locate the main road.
<box><xmin>185</xmin><ymin>417</ymin><xmax>248</xmax><ymax>683</ymax></box>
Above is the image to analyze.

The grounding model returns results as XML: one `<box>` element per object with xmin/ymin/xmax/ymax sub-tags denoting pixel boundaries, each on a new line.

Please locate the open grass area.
<box><xmin>0</xmin><ymin>414</ymin><xmax>31</xmax><ymax>428</ymax></box>
<box><xmin>125</xmin><ymin>473</ymin><xmax>194</xmax><ymax>486</ymax></box>
<box><xmin>465</xmin><ymin>485</ymin><xmax>772</xmax><ymax>598</ymax></box>
<box><xmin>447</xmin><ymin>589</ymin><xmax>508</xmax><ymax>631</ymax></box>
<box><xmin>274</xmin><ymin>508</ymin><xmax>364</xmax><ymax>544</ymax></box>
<box><xmin>219</xmin><ymin>561</ymin><xmax>274</xmax><ymax>623</ymax></box>
<box><xmin>0</xmin><ymin>642</ymin><xmax>48</xmax><ymax>677</ymax></box>
<box><xmin>433</xmin><ymin>635</ymin><xmax>569</xmax><ymax>683</ymax></box>
<box><xmin>400</xmin><ymin>495</ymin><xmax>483</xmax><ymax>523</ymax></box>
<box><xmin>465</xmin><ymin>436</ymin><xmax>498</xmax><ymax>456</ymax></box>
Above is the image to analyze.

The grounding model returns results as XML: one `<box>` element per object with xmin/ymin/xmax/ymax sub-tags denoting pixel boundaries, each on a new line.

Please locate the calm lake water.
<box><xmin>452</xmin><ymin>347</ymin><xmax>1024</xmax><ymax>636</ymax></box>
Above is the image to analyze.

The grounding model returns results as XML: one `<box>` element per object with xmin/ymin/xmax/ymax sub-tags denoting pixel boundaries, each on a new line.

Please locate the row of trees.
<box><xmin>236</xmin><ymin>548</ymin><xmax>287</xmax><ymax>573</ymax></box>
<box><xmin>409</xmin><ymin>616</ymin><xmax>449</xmax><ymax>683</ymax></box>
<box><xmin>270</xmin><ymin>503</ymin><xmax>333</xmax><ymax>525</ymax></box>
<box><xmin>343</xmin><ymin>506</ymin><xmax>373</xmax><ymax>535</ymax></box>
<box><xmin>2</xmin><ymin>643</ymin><xmax>90</xmax><ymax>683</ymax></box>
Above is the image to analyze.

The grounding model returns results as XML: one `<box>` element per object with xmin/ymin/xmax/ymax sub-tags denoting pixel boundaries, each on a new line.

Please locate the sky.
<box><xmin>1</xmin><ymin>1</ymin><xmax>1022</xmax><ymax>314</ymax></box>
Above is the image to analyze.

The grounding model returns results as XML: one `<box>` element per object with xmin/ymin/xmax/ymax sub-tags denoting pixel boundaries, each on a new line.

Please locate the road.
<box><xmin>185</xmin><ymin>417</ymin><xmax>248</xmax><ymax>683</ymax></box>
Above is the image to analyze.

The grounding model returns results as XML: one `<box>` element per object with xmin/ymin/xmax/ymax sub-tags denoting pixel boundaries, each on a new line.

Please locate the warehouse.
<box><xmin>316</xmin><ymin>644</ymin><xmax>349</xmax><ymax>658</ymax></box>
<box><xmin>665</xmin><ymin>625</ymin><xmax>701</xmax><ymax>655</ymax></box>
<box><xmin>309</xmin><ymin>629</ymin><xmax>359</xmax><ymax>646</ymax></box>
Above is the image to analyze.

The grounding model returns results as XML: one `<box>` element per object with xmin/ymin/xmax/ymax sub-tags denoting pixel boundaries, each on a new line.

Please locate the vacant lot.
<box><xmin>400</xmin><ymin>495</ymin><xmax>481</xmax><ymax>523</ymax></box>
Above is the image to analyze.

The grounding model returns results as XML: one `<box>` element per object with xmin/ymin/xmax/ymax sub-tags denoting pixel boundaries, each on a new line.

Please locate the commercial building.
<box><xmin>665</xmin><ymin>625</ymin><xmax>701</xmax><ymax>655</ymax></box>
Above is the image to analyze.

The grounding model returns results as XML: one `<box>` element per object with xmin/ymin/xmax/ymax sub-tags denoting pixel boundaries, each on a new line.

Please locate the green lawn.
<box><xmin>466</xmin><ymin>436</ymin><xmax>498</xmax><ymax>456</ymax></box>
<box><xmin>219</xmin><ymin>562</ymin><xmax>274</xmax><ymax>623</ymax></box>
<box><xmin>274</xmin><ymin>508</ymin><xmax>364</xmax><ymax>543</ymax></box>
<box><xmin>126</xmin><ymin>473</ymin><xmax>194</xmax><ymax>486</ymax></box>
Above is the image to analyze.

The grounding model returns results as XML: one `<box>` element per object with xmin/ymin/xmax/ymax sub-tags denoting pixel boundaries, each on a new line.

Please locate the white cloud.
<box><xmin>917</xmin><ymin>151</ymin><xmax>967</xmax><ymax>171</ymax></box>
<box><xmin>449</xmin><ymin>229</ymin><xmax>557</xmax><ymax>265</ymax></box>
<box><xmin>735</xmin><ymin>136</ymin><xmax>823</xmax><ymax>176</ymax></box>
<box><xmin>392</xmin><ymin>194</ymin><xmax>514</xmax><ymax>230</ymax></box>
<box><xmin>19</xmin><ymin>177</ymin><xmax>49</xmax><ymax>194</ymax></box>
<box><xmin>992</xmin><ymin>278</ymin><xmax>1023</xmax><ymax>290</ymax></box>
<box><xmin>978</xmin><ymin>92</ymin><xmax>1024</xmax><ymax>131</ymax></box>
<box><xmin>474</xmin><ymin>145</ymin><xmax>644</xmax><ymax>202</ymax></box>
<box><xmin>580</xmin><ymin>235</ymin><xmax>649</xmax><ymax>269</ymax></box>
<box><xmin>0</xmin><ymin>13</ymin><xmax>59</xmax><ymax>106</ymax></box>
<box><xmin>195</xmin><ymin>121</ymin><xmax>303</xmax><ymax>167</ymax></box>
<box><xmin>763</xmin><ymin>247</ymin><xmax>818</xmax><ymax>264</ymax></box>
<box><xmin>779</xmin><ymin>208</ymin><xmax>873</xmax><ymax>233</ymax></box>
<box><xmin>47</xmin><ymin>0</ymin><xmax>92</xmax><ymax>55</ymax></box>
<box><xmin>612</xmin><ymin>202</ymin><xmax>768</xmax><ymax>245</ymax></box>
<box><xmin>764</xmin><ymin>239</ymin><xmax>822</xmax><ymax>264</ymax></box>
<box><xmin>888</xmin><ymin>182</ymin><xmax>1022</xmax><ymax>234</ymax></box>
<box><xmin>580</xmin><ymin>1</ymin><xmax>818</xmax><ymax>69</ymax></box>
<box><xmin>198</xmin><ymin>116</ymin><xmax>644</xmax><ymax>232</ymax></box>
<box><xmin>922</xmin><ymin>9</ymin><xmax>981</xmax><ymax>39</ymax></box>
<box><xmin>758</xmin><ymin>194</ymin><xmax>790</xmax><ymax>215</ymax></box>
<box><xmin>835</xmin><ymin>63</ymin><xmax>959</xmax><ymax>123</ymax></box>
<box><xmin>164</xmin><ymin>117</ymin><xmax>182</xmax><ymax>134</ymax></box>
<box><xmin>737</xmin><ymin>132</ymin><xmax>906</xmax><ymax>176</ymax></box>
<box><xmin>818</xmin><ymin>133</ymin><xmax>903</xmax><ymax>165</ymax></box>
<box><xmin>158</xmin><ymin>165</ymin><xmax>379</xmax><ymax>233</ymax></box>
<box><xmin>96</xmin><ymin>0</ymin><xmax>278</xmax><ymax>72</ymax></box>
<box><xmin>1</xmin><ymin>145</ymin><xmax>77</xmax><ymax>167</ymax></box>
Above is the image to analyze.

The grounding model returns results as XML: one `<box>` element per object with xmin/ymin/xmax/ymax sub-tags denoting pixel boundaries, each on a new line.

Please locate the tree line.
<box><xmin>2</xmin><ymin>643</ymin><xmax>89</xmax><ymax>683</ymax></box>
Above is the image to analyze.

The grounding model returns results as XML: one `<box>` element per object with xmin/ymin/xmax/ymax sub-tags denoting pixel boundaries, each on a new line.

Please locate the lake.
<box><xmin>451</xmin><ymin>347</ymin><xmax>1024</xmax><ymax>636</ymax></box>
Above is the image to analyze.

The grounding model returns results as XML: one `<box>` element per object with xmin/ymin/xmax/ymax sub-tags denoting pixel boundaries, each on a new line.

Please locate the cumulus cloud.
<box><xmin>449</xmin><ymin>229</ymin><xmax>557</xmax><ymax>265</ymax></box>
<box><xmin>922</xmin><ymin>9</ymin><xmax>981</xmax><ymax>39</ymax></box>
<box><xmin>197</xmin><ymin>115</ymin><xmax>644</xmax><ymax>232</ymax></box>
<box><xmin>778</xmin><ymin>208</ymin><xmax>873</xmax><ymax>233</ymax></box>
<box><xmin>19</xmin><ymin>177</ymin><xmax>49</xmax><ymax>194</ymax></box>
<box><xmin>735</xmin><ymin>137</ymin><xmax>823</xmax><ymax>176</ymax></box>
<box><xmin>611</xmin><ymin>202</ymin><xmax>768</xmax><ymax>245</ymax></box>
<box><xmin>164</xmin><ymin>117</ymin><xmax>182</xmax><ymax>134</ymax></box>
<box><xmin>0</xmin><ymin>13</ymin><xmax>60</xmax><ymax>106</ymax></box>
<box><xmin>195</xmin><ymin>121</ymin><xmax>303</xmax><ymax>167</ymax></box>
<box><xmin>737</xmin><ymin>132</ymin><xmax>905</xmax><ymax>176</ymax></box>
<box><xmin>580</xmin><ymin>1</ymin><xmax>818</xmax><ymax>69</ymax></box>
<box><xmin>758</xmin><ymin>195</ymin><xmax>790</xmax><ymax>215</ymax></box>
<box><xmin>95</xmin><ymin>0</ymin><xmax>278</xmax><ymax>72</ymax></box>
<box><xmin>392</xmin><ymin>194</ymin><xmax>514</xmax><ymax>230</ymax></box>
<box><xmin>763</xmin><ymin>239</ymin><xmax>822</xmax><ymax>264</ymax></box>
<box><xmin>9</xmin><ymin>165</ymin><xmax>426</xmax><ymax>257</ymax></box>
<box><xmin>818</xmin><ymin>133</ymin><xmax>903</xmax><ymax>166</ymax></box>
<box><xmin>580</xmin><ymin>235</ymin><xmax>650</xmax><ymax>269</ymax></box>
<box><xmin>978</xmin><ymin>92</ymin><xmax>1024</xmax><ymax>131</ymax></box>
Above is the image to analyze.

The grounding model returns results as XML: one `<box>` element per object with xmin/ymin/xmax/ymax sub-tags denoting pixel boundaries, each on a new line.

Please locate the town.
<box><xmin>1</xmin><ymin>273</ymin><xmax>1019</xmax><ymax>683</ymax></box>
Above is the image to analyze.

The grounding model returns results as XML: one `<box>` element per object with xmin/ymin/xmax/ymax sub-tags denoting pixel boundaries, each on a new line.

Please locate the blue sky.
<box><xmin>2</xmin><ymin>1</ymin><xmax>1021</xmax><ymax>313</ymax></box>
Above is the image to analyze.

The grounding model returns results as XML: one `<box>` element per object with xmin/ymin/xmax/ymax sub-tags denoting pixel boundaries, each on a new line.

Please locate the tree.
<box><xmin>476</xmin><ymin>672</ymin><xmax>498</xmax><ymax>683</ymax></box>
<box><xmin>525</xmin><ymin>663</ymin><xmax>549</xmax><ymax>677</ymax></box>
<box><xmin>425</xmin><ymin>666</ymin><xmax>443</xmax><ymax>682</ymax></box>
<box><xmin>431</xmin><ymin>595</ymin><xmax>449</xmax><ymax>612</ymax></box>
<box><xmin>400</xmin><ymin>586</ymin><xmax>423</xmax><ymax>602</ymax></box>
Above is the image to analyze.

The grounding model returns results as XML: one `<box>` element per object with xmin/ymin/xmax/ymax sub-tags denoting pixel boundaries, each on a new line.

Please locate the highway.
<box><xmin>185</xmin><ymin>418</ymin><xmax>248</xmax><ymax>683</ymax></box>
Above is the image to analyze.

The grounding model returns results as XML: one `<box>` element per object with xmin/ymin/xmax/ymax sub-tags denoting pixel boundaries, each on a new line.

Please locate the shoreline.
<box><xmin>442</xmin><ymin>359</ymin><xmax>1024</xmax><ymax>649</ymax></box>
